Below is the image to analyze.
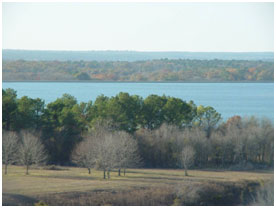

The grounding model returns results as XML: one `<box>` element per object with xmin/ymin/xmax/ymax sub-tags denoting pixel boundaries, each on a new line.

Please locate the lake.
<box><xmin>2</xmin><ymin>82</ymin><xmax>274</xmax><ymax>121</ymax></box>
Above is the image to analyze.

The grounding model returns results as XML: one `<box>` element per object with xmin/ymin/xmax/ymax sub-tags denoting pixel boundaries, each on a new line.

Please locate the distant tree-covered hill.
<box><xmin>2</xmin><ymin>49</ymin><xmax>274</xmax><ymax>62</ymax></box>
<box><xmin>3</xmin><ymin>59</ymin><xmax>273</xmax><ymax>82</ymax></box>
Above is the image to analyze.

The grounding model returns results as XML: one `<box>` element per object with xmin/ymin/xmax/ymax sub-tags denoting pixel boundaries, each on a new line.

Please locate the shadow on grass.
<box><xmin>29</xmin><ymin>171</ymin><xmax>227</xmax><ymax>184</ymax></box>
<box><xmin>122</xmin><ymin>175</ymin><xmax>184</xmax><ymax>181</ymax></box>
<box><xmin>2</xmin><ymin>193</ymin><xmax>38</xmax><ymax>206</ymax></box>
<box><xmin>31</xmin><ymin>174</ymin><xmax>98</xmax><ymax>181</ymax></box>
<box><xmin>117</xmin><ymin>173</ymin><xmax>227</xmax><ymax>182</ymax></box>
<box><xmin>126</xmin><ymin>169</ymin><xmax>184</xmax><ymax>177</ymax></box>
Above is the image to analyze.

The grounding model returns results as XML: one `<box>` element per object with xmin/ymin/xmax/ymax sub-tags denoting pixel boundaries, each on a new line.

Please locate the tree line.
<box><xmin>3</xmin><ymin>88</ymin><xmax>274</xmax><ymax>175</ymax></box>
<box><xmin>3</xmin><ymin>59</ymin><xmax>273</xmax><ymax>81</ymax></box>
<box><xmin>136</xmin><ymin>118</ymin><xmax>273</xmax><ymax>169</ymax></box>
<box><xmin>3</xmin><ymin>50</ymin><xmax>273</xmax><ymax>61</ymax></box>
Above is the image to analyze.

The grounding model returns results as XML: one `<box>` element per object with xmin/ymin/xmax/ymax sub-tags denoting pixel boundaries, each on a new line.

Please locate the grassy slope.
<box><xmin>2</xmin><ymin>165</ymin><xmax>273</xmax><ymax>205</ymax></box>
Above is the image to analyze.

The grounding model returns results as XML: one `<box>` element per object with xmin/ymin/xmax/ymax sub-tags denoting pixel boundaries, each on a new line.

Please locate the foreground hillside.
<box><xmin>3</xmin><ymin>59</ymin><xmax>273</xmax><ymax>82</ymax></box>
<box><xmin>3</xmin><ymin>165</ymin><xmax>273</xmax><ymax>206</ymax></box>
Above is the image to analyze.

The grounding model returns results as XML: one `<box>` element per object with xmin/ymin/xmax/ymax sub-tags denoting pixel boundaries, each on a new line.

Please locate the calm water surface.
<box><xmin>2</xmin><ymin>82</ymin><xmax>274</xmax><ymax>121</ymax></box>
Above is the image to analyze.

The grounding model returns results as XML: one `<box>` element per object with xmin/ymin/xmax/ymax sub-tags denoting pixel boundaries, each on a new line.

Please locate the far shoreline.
<box><xmin>2</xmin><ymin>80</ymin><xmax>274</xmax><ymax>84</ymax></box>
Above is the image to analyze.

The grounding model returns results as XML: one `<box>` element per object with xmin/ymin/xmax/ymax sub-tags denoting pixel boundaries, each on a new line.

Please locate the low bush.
<box><xmin>174</xmin><ymin>181</ymin><xmax>260</xmax><ymax>206</ymax></box>
<box><xmin>34</xmin><ymin>201</ymin><xmax>48</xmax><ymax>206</ymax></box>
<box><xmin>42</xmin><ymin>165</ymin><xmax>68</xmax><ymax>171</ymax></box>
<box><xmin>250</xmin><ymin>180</ymin><xmax>274</xmax><ymax>206</ymax></box>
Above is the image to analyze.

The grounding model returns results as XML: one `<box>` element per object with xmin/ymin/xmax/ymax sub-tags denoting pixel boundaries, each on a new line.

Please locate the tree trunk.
<box><xmin>107</xmin><ymin>169</ymin><xmax>110</xmax><ymax>179</ymax></box>
<box><xmin>88</xmin><ymin>168</ymin><xmax>91</xmax><ymax>174</ymax></box>
<box><xmin>5</xmin><ymin>163</ymin><xmax>7</xmax><ymax>175</ymax></box>
<box><xmin>118</xmin><ymin>168</ymin><xmax>121</xmax><ymax>176</ymax></box>
<box><xmin>124</xmin><ymin>168</ymin><xmax>126</xmax><ymax>176</ymax></box>
<box><xmin>26</xmin><ymin>164</ymin><xmax>29</xmax><ymax>175</ymax></box>
<box><xmin>184</xmin><ymin>168</ymin><xmax>188</xmax><ymax>176</ymax></box>
<box><xmin>6</xmin><ymin>118</ymin><xmax>10</xmax><ymax>131</ymax></box>
<box><xmin>103</xmin><ymin>169</ymin><xmax>106</xmax><ymax>179</ymax></box>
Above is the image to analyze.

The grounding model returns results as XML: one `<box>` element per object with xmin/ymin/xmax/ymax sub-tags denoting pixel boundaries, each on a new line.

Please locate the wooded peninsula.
<box><xmin>3</xmin><ymin>59</ymin><xmax>274</xmax><ymax>82</ymax></box>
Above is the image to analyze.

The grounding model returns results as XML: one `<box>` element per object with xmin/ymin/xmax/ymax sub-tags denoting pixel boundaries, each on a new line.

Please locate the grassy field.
<box><xmin>2</xmin><ymin>165</ymin><xmax>273</xmax><ymax>205</ymax></box>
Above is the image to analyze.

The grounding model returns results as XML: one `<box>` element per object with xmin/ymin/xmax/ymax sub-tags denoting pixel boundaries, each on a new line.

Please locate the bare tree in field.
<box><xmin>183</xmin><ymin>127</ymin><xmax>210</xmax><ymax>167</ymax></box>
<box><xmin>94</xmin><ymin>133</ymin><xmax>116</xmax><ymax>179</ymax></box>
<box><xmin>75</xmin><ymin>126</ymin><xmax>115</xmax><ymax>179</ymax></box>
<box><xmin>77</xmin><ymin>124</ymin><xmax>142</xmax><ymax>179</ymax></box>
<box><xmin>112</xmin><ymin>131</ymin><xmax>142</xmax><ymax>176</ymax></box>
<box><xmin>72</xmin><ymin>138</ymin><xmax>96</xmax><ymax>174</ymax></box>
<box><xmin>180</xmin><ymin>146</ymin><xmax>195</xmax><ymax>176</ymax></box>
<box><xmin>2</xmin><ymin>131</ymin><xmax>19</xmax><ymax>175</ymax></box>
<box><xmin>18</xmin><ymin>131</ymin><xmax>48</xmax><ymax>175</ymax></box>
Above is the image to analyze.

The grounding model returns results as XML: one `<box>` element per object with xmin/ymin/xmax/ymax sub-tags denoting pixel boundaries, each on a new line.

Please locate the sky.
<box><xmin>2</xmin><ymin>2</ymin><xmax>274</xmax><ymax>52</ymax></box>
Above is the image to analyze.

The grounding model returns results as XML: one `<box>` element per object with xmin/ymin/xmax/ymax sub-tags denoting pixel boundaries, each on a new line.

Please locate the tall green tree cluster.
<box><xmin>3</xmin><ymin>89</ymin><xmax>207</xmax><ymax>164</ymax></box>
<box><xmin>3</xmin><ymin>89</ymin><xmax>45</xmax><ymax>131</ymax></box>
<box><xmin>88</xmin><ymin>92</ymin><xmax>198</xmax><ymax>133</ymax></box>
<box><xmin>40</xmin><ymin>94</ymin><xmax>88</xmax><ymax>164</ymax></box>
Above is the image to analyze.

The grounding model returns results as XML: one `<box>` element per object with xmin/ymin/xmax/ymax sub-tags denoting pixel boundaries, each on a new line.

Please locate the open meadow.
<box><xmin>2</xmin><ymin>165</ymin><xmax>273</xmax><ymax>206</ymax></box>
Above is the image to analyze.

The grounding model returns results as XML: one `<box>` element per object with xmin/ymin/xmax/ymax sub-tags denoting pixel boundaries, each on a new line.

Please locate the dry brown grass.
<box><xmin>2</xmin><ymin>165</ymin><xmax>273</xmax><ymax>205</ymax></box>
<box><xmin>36</xmin><ymin>187</ymin><xmax>175</xmax><ymax>206</ymax></box>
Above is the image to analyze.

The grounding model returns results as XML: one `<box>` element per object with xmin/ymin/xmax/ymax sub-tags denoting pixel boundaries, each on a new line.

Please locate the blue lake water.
<box><xmin>2</xmin><ymin>82</ymin><xmax>274</xmax><ymax>121</ymax></box>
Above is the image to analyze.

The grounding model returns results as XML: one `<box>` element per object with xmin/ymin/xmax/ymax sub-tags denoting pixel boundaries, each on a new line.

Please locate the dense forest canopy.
<box><xmin>3</xmin><ymin>59</ymin><xmax>274</xmax><ymax>82</ymax></box>
<box><xmin>3</xmin><ymin>50</ymin><xmax>274</xmax><ymax>61</ymax></box>
<box><xmin>3</xmin><ymin>88</ymin><xmax>273</xmax><ymax>169</ymax></box>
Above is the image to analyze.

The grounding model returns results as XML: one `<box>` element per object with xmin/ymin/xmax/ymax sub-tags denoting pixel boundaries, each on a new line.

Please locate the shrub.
<box><xmin>42</xmin><ymin>165</ymin><xmax>68</xmax><ymax>171</ymax></box>
<box><xmin>251</xmin><ymin>180</ymin><xmax>274</xmax><ymax>206</ymax></box>
<box><xmin>34</xmin><ymin>201</ymin><xmax>47</xmax><ymax>206</ymax></box>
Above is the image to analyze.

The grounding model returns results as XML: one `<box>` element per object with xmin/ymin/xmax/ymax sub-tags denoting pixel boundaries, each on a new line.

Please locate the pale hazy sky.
<box><xmin>2</xmin><ymin>2</ymin><xmax>274</xmax><ymax>52</ymax></box>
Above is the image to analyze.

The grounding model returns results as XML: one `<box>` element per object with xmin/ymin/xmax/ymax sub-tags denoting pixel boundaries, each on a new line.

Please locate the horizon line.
<box><xmin>2</xmin><ymin>49</ymin><xmax>274</xmax><ymax>53</ymax></box>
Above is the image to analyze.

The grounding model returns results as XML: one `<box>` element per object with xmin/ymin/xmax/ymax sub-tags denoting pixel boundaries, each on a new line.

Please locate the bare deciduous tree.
<box><xmin>76</xmin><ymin>125</ymin><xmax>142</xmax><ymax>179</ymax></box>
<box><xmin>135</xmin><ymin>123</ymin><xmax>184</xmax><ymax>169</ymax></box>
<box><xmin>18</xmin><ymin>131</ymin><xmax>48</xmax><ymax>175</ymax></box>
<box><xmin>96</xmin><ymin>133</ymin><xmax>116</xmax><ymax>179</ymax></box>
<box><xmin>112</xmin><ymin>131</ymin><xmax>142</xmax><ymax>176</ymax></box>
<box><xmin>72</xmin><ymin>138</ymin><xmax>95</xmax><ymax>174</ymax></box>
<box><xmin>183</xmin><ymin>127</ymin><xmax>210</xmax><ymax>167</ymax></box>
<box><xmin>180</xmin><ymin>146</ymin><xmax>195</xmax><ymax>176</ymax></box>
<box><xmin>72</xmin><ymin>126</ymin><xmax>115</xmax><ymax>179</ymax></box>
<box><xmin>2</xmin><ymin>131</ymin><xmax>19</xmax><ymax>175</ymax></box>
